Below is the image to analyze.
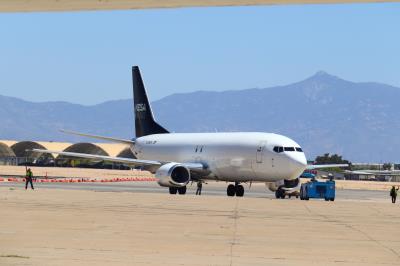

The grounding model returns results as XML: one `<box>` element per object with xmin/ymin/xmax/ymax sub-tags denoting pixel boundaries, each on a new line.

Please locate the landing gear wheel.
<box><xmin>178</xmin><ymin>186</ymin><xmax>187</xmax><ymax>195</ymax></box>
<box><xmin>275</xmin><ymin>188</ymin><xmax>285</xmax><ymax>199</ymax></box>
<box><xmin>236</xmin><ymin>185</ymin><xmax>244</xmax><ymax>197</ymax></box>
<box><xmin>169</xmin><ymin>187</ymin><xmax>178</xmax><ymax>194</ymax></box>
<box><xmin>227</xmin><ymin>184</ymin><xmax>236</xmax><ymax>197</ymax></box>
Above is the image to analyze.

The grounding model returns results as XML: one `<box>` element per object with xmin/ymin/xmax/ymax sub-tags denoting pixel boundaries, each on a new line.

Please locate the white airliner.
<box><xmin>33</xmin><ymin>66</ymin><xmax>347</xmax><ymax>198</ymax></box>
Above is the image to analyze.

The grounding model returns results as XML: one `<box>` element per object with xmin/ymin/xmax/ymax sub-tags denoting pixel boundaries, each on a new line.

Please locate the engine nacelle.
<box><xmin>155</xmin><ymin>162</ymin><xmax>191</xmax><ymax>187</ymax></box>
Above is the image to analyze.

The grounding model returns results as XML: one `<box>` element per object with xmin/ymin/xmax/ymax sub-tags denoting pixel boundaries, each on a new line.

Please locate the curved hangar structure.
<box><xmin>0</xmin><ymin>140</ymin><xmax>135</xmax><ymax>166</ymax></box>
<box><xmin>0</xmin><ymin>142</ymin><xmax>15</xmax><ymax>158</ymax></box>
<box><xmin>0</xmin><ymin>0</ymin><xmax>397</xmax><ymax>12</ymax></box>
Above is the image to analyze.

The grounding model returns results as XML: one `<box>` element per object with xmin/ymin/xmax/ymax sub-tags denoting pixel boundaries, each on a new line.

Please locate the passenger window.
<box><xmin>284</xmin><ymin>147</ymin><xmax>295</xmax><ymax>152</ymax></box>
<box><xmin>296</xmin><ymin>147</ymin><xmax>303</xmax><ymax>152</ymax></box>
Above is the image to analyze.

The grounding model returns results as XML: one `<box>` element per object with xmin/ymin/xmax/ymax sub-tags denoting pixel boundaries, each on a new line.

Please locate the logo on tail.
<box><xmin>135</xmin><ymin>103</ymin><xmax>147</xmax><ymax>112</ymax></box>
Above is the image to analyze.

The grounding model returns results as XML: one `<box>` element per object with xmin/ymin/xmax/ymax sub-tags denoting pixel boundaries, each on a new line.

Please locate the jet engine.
<box><xmin>268</xmin><ymin>178</ymin><xmax>301</xmax><ymax>199</ymax></box>
<box><xmin>155</xmin><ymin>162</ymin><xmax>191</xmax><ymax>187</ymax></box>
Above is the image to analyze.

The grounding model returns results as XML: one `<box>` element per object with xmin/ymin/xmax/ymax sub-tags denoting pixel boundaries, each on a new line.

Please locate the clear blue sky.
<box><xmin>0</xmin><ymin>3</ymin><xmax>399</xmax><ymax>105</ymax></box>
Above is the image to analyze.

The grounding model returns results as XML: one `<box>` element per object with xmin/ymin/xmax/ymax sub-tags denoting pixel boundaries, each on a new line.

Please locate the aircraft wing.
<box><xmin>31</xmin><ymin>149</ymin><xmax>206</xmax><ymax>173</ymax></box>
<box><xmin>344</xmin><ymin>170</ymin><xmax>400</xmax><ymax>176</ymax></box>
<box><xmin>344</xmin><ymin>170</ymin><xmax>375</xmax><ymax>175</ymax></box>
<box><xmin>32</xmin><ymin>149</ymin><xmax>160</xmax><ymax>166</ymax></box>
<box><xmin>357</xmin><ymin>169</ymin><xmax>400</xmax><ymax>174</ymax></box>
<box><xmin>60</xmin><ymin>129</ymin><xmax>135</xmax><ymax>145</ymax></box>
<box><xmin>306</xmin><ymin>164</ymin><xmax>349</xmax><ymax>170</ymax></box>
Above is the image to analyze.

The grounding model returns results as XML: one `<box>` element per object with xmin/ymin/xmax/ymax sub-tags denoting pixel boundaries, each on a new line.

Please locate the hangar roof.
<box><xmin>0</xmin><ymin>140</ymin><xmax>131</xmax><ymax>159</ymax></box>
<box><xmin>11</xmin><ymin>141</ymin><xmax>52</xmax><ymax>158</ymax></box>
<box><xmin>94</xmin><ymin>143</ymin><xmax>131</xmax><ymax>157</ymax></box>
<box><xmin>0</xmin><ymin>143</ymin><xmax>16</xmax><ymax>157</ymax></box>
<box><xmin>117</xmin><ymin>147</ymin><xmax>136</xmax><ymax>159</ymax></box>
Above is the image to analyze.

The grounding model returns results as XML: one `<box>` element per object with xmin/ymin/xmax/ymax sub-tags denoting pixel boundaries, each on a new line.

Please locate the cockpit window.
<box><xmin>284</xmin><ymin>147</ymin><xmax>295</xmax><ymax>152</ymax></box>
<box><xmin>275</xmin><ymin>146</ymin><xmax>302</xmax><ymax>152</ymax></box>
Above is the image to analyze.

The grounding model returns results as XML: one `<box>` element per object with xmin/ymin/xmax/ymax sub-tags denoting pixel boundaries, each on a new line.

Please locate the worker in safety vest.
<box><xmin>390</xmin><ymin>186</ymin><xmax>399</xmax><ymax>203</ymax></box>
<box><xmin>196</xmin><ymin>181</ymin><xmax>203</xmax><ymax>195</ymax></box>
<box><xmin>25</xmin><ymin>168</ymin><xmax>34</xmax><ymax>190</ymax></box>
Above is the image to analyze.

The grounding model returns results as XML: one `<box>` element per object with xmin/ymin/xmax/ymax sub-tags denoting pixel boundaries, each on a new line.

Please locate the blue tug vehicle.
<box><xmin>300</xmin><ymin>175</ymin><xmax>335</xmax><ymax>201</ymax></box>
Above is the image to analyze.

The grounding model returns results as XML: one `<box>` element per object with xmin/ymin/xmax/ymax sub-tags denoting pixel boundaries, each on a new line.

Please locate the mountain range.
<box><xmin>1</xmin><ymin>71</ymin><xmax>399</xmax><ymax>162</ymax></box>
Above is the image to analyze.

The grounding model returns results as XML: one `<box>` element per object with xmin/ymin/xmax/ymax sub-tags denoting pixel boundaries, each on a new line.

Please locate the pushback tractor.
<box><xmin>300</xmin><ymin>178</ymin><xmax>335</xmax><ymax>201</ymax></box>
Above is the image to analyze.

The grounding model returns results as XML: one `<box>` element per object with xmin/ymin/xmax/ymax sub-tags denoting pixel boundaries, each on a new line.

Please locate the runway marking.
<box><xmin>229</xmin><ymin>198</ymin><xmax>239</xmax><ymax>266</ymax></box>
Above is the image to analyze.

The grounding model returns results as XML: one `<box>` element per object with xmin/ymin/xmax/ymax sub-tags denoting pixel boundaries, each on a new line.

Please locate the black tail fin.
<box><xmin>132</xmin><ymin>66</ymin><xmax>169</xmax><ymax>138</ymax></box>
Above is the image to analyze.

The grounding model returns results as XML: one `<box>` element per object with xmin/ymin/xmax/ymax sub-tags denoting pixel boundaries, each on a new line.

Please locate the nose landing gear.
<box><xmin>227</xmin><ymin>182</ymin><xmax>244</xmax><ymax>197</ymax></box>
<box><xmin>275</xmin><ymin>188</ymin><xmax>285</xmax><ymax>199</ymax></box>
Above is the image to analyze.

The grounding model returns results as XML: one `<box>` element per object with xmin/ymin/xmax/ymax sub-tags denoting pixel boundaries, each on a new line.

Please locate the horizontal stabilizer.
<box><xmin>60</xmin><ymin>129</ymin><xmax>135</xmax><ymax>145</ymax></box>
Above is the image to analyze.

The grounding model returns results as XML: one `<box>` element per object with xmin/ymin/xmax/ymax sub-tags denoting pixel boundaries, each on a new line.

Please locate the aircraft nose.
<box><xmin>287</xmin><ymin>153</ymin><xmax>307</xmax><ymax>178</ymax></box>
<box><xmin>292</xmin><ymin>153</ymin><xmax>307</xmax><ymax>167</ymax></box>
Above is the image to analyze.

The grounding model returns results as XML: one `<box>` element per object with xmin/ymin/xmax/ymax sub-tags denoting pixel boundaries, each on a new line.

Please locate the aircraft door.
<box><xmin>254</xmin><ymin>141</ymin><xmax>273</xmax><ymax>179</ymax></box>
<box><xmin>256</xmin><ymin>141</ymin><xmax>267</xmax><ymax>163</ymax></box>
<box><xmin>256</xmin><ymin>146</ymin><xmax>263</xmax><ymax>163</ymax></box>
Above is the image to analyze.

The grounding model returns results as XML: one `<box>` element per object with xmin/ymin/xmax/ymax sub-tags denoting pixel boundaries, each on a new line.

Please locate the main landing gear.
<box><xmin>275</xmin><ymin>187</ymin><xmax>299</xmax><ymax>199</ymax></box>
<box><xmin>227</xmin><ymin>182</ymin><xmax>244</xmax><ymax>197</ymax></box>
<box><xmin>169</xmin><ymin>186</ymin><xmax>187</xmax><ymax>195</ymax></box>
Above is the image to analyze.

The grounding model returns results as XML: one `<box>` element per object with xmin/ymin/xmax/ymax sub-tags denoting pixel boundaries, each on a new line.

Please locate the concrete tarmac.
<box><xmin>0</xmin><ymin>183</ymin><xmax>399</xmax><ymax>266</ymax></box>
<box><xmin>0</xmin><ymin>181</ymin><xmax>389</xmax><ymax>202</ymax></box>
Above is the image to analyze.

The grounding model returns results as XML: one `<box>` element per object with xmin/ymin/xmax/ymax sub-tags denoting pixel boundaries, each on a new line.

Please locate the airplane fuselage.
<box><xmin>132</xmin><ymin>132</ymin><xmax>307</xmax><ymax>183</ymax></box>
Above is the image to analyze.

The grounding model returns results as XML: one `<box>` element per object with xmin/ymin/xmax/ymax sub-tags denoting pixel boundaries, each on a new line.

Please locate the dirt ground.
<box><xmin>0</xmin><ymin>187</ymin><xmax>399</xmax><ymax>266</ymax></box>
